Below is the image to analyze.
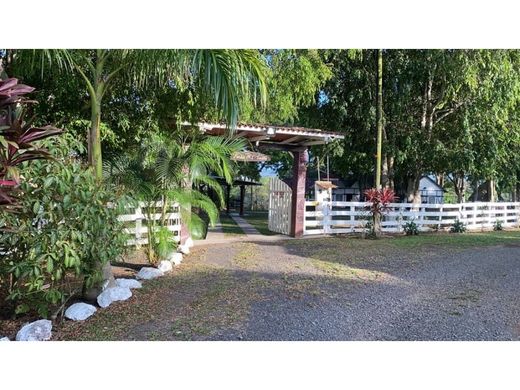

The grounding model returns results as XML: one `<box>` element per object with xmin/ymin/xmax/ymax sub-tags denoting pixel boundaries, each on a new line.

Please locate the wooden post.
<box><xmin>290</xmin><ymin>149</ymin><xmax>308</xmax><ymax>237</ymax></box>
<box><xmin>239</xmin><ymin>185</ymin><xmax>245</xmax><ymax>216</ymax></box>
<box><xmin>135</xmin><ymin>204</ymin><xmax>142</xmax><ymax>245</ymax></box>
<box><xmin>226</xmin><ymin>184</ymin><xmax>231</xmax><ymax>213</ymax></box>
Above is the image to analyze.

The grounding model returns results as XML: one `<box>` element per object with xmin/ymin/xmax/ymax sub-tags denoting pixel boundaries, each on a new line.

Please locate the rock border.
<box><xmin>10</xmin><ymin>250</ymin><xmax>187</xmax><ymax>341</ymax></box>
<box><xmin>11</xmin><ymin>249</ymin><xmax>187</xmax><ymax>341</ymax></box>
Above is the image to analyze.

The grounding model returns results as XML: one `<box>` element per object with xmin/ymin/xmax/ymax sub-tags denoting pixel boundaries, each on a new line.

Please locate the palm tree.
<box><xmin>7</xmin><ymin>49</ymin><xmax>267</xmax><ymax>180</ymax></box>
<box><xmin>106</xmin><ymin>130</ymin><xmax>245</xmax><ymax>263</ymax></box>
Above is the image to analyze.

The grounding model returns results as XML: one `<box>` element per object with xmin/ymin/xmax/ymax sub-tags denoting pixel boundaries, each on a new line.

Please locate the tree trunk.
<box><xmin>436</xmin><ymin>173</ymin><xmax>444</xmax><ymax>188</ymax></box>
<box><xmin>375</xmin><ymin>49</ymin><xmax>383</xmax><ymax>190</ymax></box>
<box><xmin>405</xmin><ymin>175</ymin><xmax>421</xmax><ymax>203</ymax></box>
<box><xmin>387</xmin><ymin>155</ymin><xmax>394</xmax><ymax>189</ymax></box>
<box><xmin>373</xmin><ymin>213</ymin><xmax>382</xmax><ymax>238</ymax></box>
<box><xmin>487</xmin><ymin>179</ymin><xmax>496</xmax><ymax>202</ymax></box>
<box><xmin>89</xmin><ymin>98</ymin><xmax>103</xmax><ymax>180</ymax></box>
<box><xmin>471</xmin><ymin>180</ymin><xmax>478</xmax><ymax>201</ymax></box>
<box><xmin>452</xmin><ymin>173</ymin><xmax>465</xmax><ymax>203</ymax></box>
<box><xmin>381</xmin><ymin>155</ymin><xmax>389</xmax><ymax>188</ymax></box>
<box><xmin>180</xmin><ymin>162</ymin><xmax>192</xmax><ymax>245</ymax></box>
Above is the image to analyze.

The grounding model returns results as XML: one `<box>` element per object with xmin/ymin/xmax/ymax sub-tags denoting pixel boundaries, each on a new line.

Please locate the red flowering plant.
<box><xmin>363</xmin><ymin>187</ymin><xmax>398</xmax><ymax>237</ymax></box>
<box><xmin>0</xmin><ymin>78</ymin><xmax>62</xmax><ymax>206</ymax></box>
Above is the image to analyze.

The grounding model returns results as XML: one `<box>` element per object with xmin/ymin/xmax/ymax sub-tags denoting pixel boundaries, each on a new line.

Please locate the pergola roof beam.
<box><xmin>280</xmin><ymin>135</ymin><xmax>303</xmax><ymax>144</ymax></box>
<box><xmin>249</xmin><ymin>134</ymin><xmax>271</xmax><ymax>142</ymax></box>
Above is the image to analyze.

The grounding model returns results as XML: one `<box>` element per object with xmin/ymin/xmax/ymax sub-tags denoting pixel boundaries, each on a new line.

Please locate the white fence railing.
<box><xmin>118</xmin><ymin>201</ymin><xmax>181</xmax><ymax>246</ymax></box>
<box><xmin>304</xmin><ymin>201</ymin><xmax>520</xmax><ymax>235</ymax></box>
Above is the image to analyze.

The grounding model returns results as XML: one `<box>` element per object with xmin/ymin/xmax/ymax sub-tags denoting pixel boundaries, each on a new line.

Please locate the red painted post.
<box><xmin>290</xmin><ymin>149</ymin><xmax>308</xmax><ymax>237</ymax></box>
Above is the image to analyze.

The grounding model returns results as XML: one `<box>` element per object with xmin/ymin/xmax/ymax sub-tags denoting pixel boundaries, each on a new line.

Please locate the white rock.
<box><xmin>102</xmin><ymin>278</ymin><xmax>117</xmax><ymax>291</ymax></box>
<box><xmin>64</xmin><ymin>302</ymin><xmax>97</xmax><ymax>321</ymax></box>
<box><xmin>16</xmin><ymin>319</ymin><xmax>52</xmax><ymax>341</ymax></box>
<box><xmin>168</xmin><ymin>252</ymin><xmax>183</xmax><ymax>265</ymax></box>
<box><xmin>157</xmin><ymin>260</ymin><xmax>173</xmax><ymax>273</ymax></box>
<box><xmin>97</xmin><ymin>287</ymin><xmax>132</xmax><ymax>308</ymax></box>
<box><xmin>115</xmin><ymin>278</ymin><xmax>142</xmax><ymax>289</ymax></box>
<box><xmin>0</xmin><ymin>337</ymin><xmax>10</xmax><ymax>341</ymax></box>
<box><xmin>178</xmin><ymin>244</ymin><xmax>190</xmax><ymax>255</ymax></box>
<box><xmin>185</xmin><ymin>237</ymin><xmax>194</xmax><ymax>248</ymax></box>
<box><xmin>136</xmin><ymin>267</ymin><xmax>164</xmax><ymax>280</ymax></box>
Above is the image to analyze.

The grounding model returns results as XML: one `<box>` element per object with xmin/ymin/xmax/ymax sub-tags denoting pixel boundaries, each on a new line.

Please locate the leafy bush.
<box><xmin>450</xmin><ymin>219</ymin><xmax>466</xmax><ymax>233</ymax></box>
<box><xmin>0</xmin><ymin>135</ymin><xmax>129</xmax><ymax>317</ymax></box>
<box><xmin>152</xmin><ymin>226</ymin><xmax>177</xmax><ymax>262</ymax></box>
<box><xmin>1</xmin><ymin>78</ymin><xmax>62</xmax><ymax>206</ymax></box>
<box><xmin>493</xmin><ymin>219</ymin><xmax>503</xmax><ymax>231</ymax></box>
<box><xmin>404</xmin><ymin>220</ymin><xmax>419</xmax><ymax>235</ymax></box>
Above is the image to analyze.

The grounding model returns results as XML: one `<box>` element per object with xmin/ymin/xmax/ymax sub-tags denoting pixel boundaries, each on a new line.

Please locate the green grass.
<box><xmin>285</xmin><ymin>230</ymin><xmax>520</xmax><ymax>268</ymax></box>
<box><xmin>386</xmin><ymin>230</ymin><xmax>520</xmax><ymax>249</ymax></box>
<box><xmin>240</xmin><ymin>211</ymin><xmax>278</xmax><ymax>235</ymax></box>
<box><xmin>219</xmin><ymin>212</ymin><xmax>245</xmax><ymax>236</ymax></box>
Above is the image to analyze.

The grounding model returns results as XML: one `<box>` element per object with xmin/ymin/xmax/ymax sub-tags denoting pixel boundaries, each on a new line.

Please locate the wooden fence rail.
<box><xmin>304</xmin><ymin>201</ymin><xmax>520</xmax><ymax>235</ymax></box>
<box><xmin>118</xmin><ymin>201</ymin><xmax>181</xmax><ymax>246</ymax></box>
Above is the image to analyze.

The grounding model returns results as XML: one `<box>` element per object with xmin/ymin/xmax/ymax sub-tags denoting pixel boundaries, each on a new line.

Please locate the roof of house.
<box><xmin>420</xmin><ymin>176</ymin><xmax>444</xmax><ymax>192</ymax></box>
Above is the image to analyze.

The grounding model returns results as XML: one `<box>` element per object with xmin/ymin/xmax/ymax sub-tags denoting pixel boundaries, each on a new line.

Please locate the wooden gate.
<box><xmin>268</xmin><ymin>177</ymin><xmax>292</xmax><ymax>235</ymax></box>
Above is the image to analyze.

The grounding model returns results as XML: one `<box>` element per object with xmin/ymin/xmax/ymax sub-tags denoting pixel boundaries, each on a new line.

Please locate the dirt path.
<box><xmin>55</xmin><ymin>235</ymin><xmax>520</xmax><ymax>341</ymax></box>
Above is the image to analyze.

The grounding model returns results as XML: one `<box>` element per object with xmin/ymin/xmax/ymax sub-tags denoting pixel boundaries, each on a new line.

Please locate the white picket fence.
<box><xmin>118</xmin><ymin>201</ymin><xmax>181</xmax><ymax>246</ymax></box>
<box><xmin>304</xmin><ymin>201</ymin><xmax>520</xmax><ymax>235</ymax></box>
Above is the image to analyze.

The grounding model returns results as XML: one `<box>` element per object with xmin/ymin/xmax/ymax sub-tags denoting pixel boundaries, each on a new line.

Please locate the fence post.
<box><xmin>135</xmin><ymin>204</ymin><xmax>142</xmax><ymax>244</ymax></box>
<box><xmin>419</xmin><ymin>205</ymin><xmax>425</xmax><ymax>231</ymax></box>
<box><xmin>323</xmin><ymin>201</ymin><xmax>331</xmax><ymax>234</ymax></box>
<box><xmin>473</xmin><ymin>204</ymin><xmax>478</xmax><ymax>229</ymax></box>
<box><xmin>350</xmin><ymin>204</ymin><xmax>354</xmax><ymax>231</ymax></box>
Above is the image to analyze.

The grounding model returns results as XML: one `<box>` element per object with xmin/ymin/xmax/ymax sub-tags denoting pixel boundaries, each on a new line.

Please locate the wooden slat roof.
<box><xmin>182</xmin><ymin>122</ymin><xmax>344</xmax><ymax>147</ymax></box>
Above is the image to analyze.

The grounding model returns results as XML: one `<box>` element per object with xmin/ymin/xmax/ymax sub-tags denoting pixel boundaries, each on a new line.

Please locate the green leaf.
<box><xmin>33</xmin><ymin>201</ymin><xmax>41</xmax><ymax>214</ymax></box>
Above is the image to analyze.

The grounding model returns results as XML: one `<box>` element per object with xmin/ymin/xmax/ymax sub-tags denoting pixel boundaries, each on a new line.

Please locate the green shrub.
<box><xmin>0</xmin><ymin>135</ymin><xmax>129</xmax><ymax>317</ymax></box>
<box><xmin>403</xmin><ymin>220</ymin><xmax>419</xmax><ymax>235</ymax></box>
<box><xmin>152</xmin><ymin>226</ymin><xmax>177</xmax><ymax>262</ymax></box>
<box><xmin>493</xmin><ymin>219</ymin><xmax>503</xmax><ymax>231</ymax></box>
<box><xmin>450</xmin><ymin>219</ymin><xmax>466</xmax><ymax>233</ymax></box>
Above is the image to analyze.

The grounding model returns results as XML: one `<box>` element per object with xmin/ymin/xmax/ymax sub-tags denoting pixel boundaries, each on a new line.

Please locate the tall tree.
<box><xmin>6</xmin><ymin>49</ymin><xmax>267</xmax><ymax>180</ymax></box>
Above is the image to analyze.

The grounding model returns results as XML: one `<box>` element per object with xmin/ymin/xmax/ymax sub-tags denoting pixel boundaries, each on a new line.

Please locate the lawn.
<box><xmin>383</xmin><ymin>229</ymin><xmax>520</xmax><ymax>248</ymax></box>
<box><xmin>240</xmin><ymin>211</ymin><xmax>278</xmax><ymax>235</ymax></box>
<box><xmin>219</xmin><ymin>212</ymin><xmax>245</xmax><ymax>236</ymax></box>
<box><xmin>284</xmin><ymin>230</ymin><xmax>520</xmax><ymax>276</ymax></box>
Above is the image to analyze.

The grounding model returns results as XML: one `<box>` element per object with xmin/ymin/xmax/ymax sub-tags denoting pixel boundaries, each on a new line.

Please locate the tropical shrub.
<box><xmin>364</xmin><ymin>187</ymin><xmax>397</xmax><ymax>237</ymax></box>
<box><xmin>0</xmin><ymin>78</ymin><xmax>62</xmax><ymax>206</ymax></box>
<box><xmin>153</xmin><ymin>226</ymin><xmax>177</xmax><ymax>261</ymax></box>
<box><xmin>450</xmin><ymin>219</ymin><xmax>466</xmax><ymax>233</ymax></box>
<box><xmin>404</xmin><ymin>220</ymin><xmax>419</xmax><ymax>235</ymax></box>
<box><xmin>0</xmin><ymin>135</ymin><xmax>128</xmax><ymax>317</ymax></box>
<box><xmin>106</xmin><ymin>131</ymin><xmax>245</xmax><ymax>263</ymax></box>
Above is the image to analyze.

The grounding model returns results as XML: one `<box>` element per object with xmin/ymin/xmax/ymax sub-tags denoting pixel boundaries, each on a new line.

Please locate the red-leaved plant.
<box><xmin>364</xmin><ymin>187</ymin><xmax>398</xmax><ymax>216</ymax></box>
<box><xmin>0</xmin><ymin>78</ymin><xmax>62</xmax><ymax>206</ymax></box>
<box><xmin>364</xmin><ymin>187</ymin><xmax>398</xmax><ymax>237</ymax></box>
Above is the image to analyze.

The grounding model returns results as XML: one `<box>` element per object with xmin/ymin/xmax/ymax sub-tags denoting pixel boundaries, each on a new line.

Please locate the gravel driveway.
<box><xmin>56</xmin><ymin>233</ymin><xmax>520</xmax><ymax>341</ymax></box>
<box><xmin>214</xmin><ymin>245</ymin><xmax>520</xmax><ymax>341</ymax></box>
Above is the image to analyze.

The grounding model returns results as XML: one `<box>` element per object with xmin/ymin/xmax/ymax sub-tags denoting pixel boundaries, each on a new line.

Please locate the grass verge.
<box><xmin>219</xmin><ymin>212</ymin><xmax>245</xmax><ymax>236</ymax></box>
<box><xmin>240</xmin><ymin>211</ymin><xmax>277</xmax><ymax>235</ymax></box>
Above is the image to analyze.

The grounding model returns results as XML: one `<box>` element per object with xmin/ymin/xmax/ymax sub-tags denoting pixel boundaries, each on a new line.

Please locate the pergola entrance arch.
<box><xmin>182</xmin><ymin>122</ymin><xmax>344</xmax><ymax>237</ymax></box>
